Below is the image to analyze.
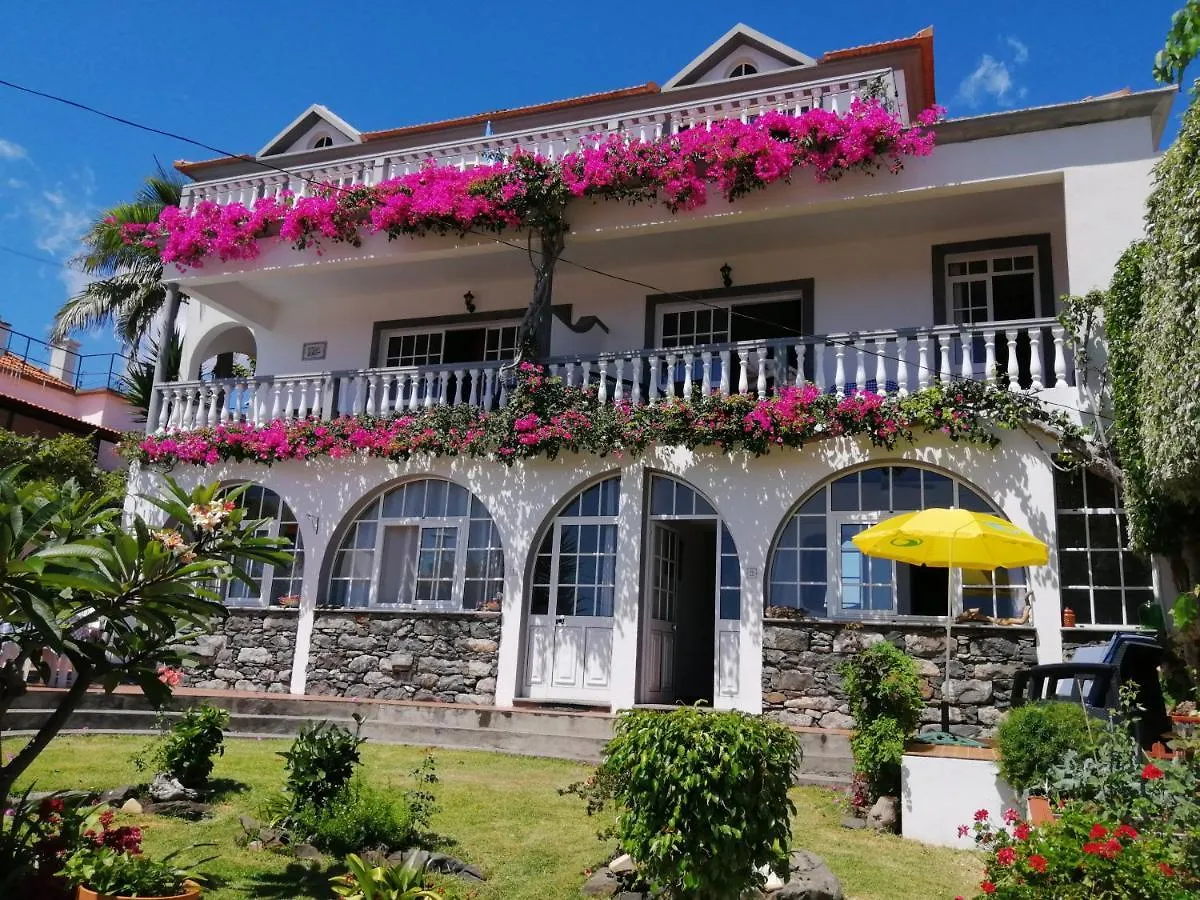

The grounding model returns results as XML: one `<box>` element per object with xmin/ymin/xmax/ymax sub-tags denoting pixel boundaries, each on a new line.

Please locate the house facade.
<box><xmin>126</xmin><ymin>25</ymin><xmax>1173</xmax><ymax>737</ymax></box>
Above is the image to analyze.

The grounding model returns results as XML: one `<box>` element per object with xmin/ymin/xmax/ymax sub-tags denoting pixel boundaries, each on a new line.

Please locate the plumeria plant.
<box><xmin>130</xmin><ymin>364</ymin><xmax>1080</xmax><ymax>470</ymax></box>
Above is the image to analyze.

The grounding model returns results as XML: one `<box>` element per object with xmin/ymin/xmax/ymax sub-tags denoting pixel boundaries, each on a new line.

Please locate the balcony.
<box><xmin>180</xmin><ymin>69</ymin><xmax>903</xmax><ymax>210</ymax></box>
<box><xmin>149</xmin><ymin>317</ymin><xmax>1079</xmax><ymax>434</ymax></box>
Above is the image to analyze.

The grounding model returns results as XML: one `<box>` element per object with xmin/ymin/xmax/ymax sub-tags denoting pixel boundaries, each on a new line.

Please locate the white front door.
<box><xmin>524</xmin><ymin>520</ymin><xmax>617</xmax><ymax>703</ymax></box>
<box><xmin>642</xmin><ymin>523</ymin><xmax>680</xmax><ymax>704</ymax></box>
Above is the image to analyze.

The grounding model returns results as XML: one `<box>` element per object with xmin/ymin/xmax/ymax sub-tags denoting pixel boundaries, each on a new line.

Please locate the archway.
<box><xmin>188</xmin><ymin>322</ymin><xmax>257</xmax><ymax>381</ymax></box>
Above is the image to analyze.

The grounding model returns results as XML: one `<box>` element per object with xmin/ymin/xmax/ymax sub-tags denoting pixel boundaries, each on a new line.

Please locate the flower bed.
<box><xmin>130</xmin><ymin>366</ymin><xmax>1076</xmax><ymax>468</ymax></box>
<box><xmin>123</xmin><ymin>101</ymin><xmax>941</xmax><ymax>270</ymax></box>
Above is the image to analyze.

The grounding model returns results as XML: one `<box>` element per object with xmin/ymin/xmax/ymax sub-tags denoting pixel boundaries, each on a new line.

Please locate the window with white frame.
<box><xmin>311</xmin><ymin>134</ymin><xmax>334</xmax><ymax>149</ymax></box>
<box><xmin>768</xmin><ymin>466</ymin><xmax>1027</xmax><ymax>620</ymax></box>
<box><xmin>326</xmin><ymin>479</ymin><xmax>504</xmax><ymax>610</ymax></box>
<box><xmin>728</xmin><ymin>62</ymin><xmax>758</xmax><ymax>78</ymax></box>
<box><xmin>531</xmin><ymin>478</ymin><xmax>621</xmax><ymax>619</ymax></box>
<box><xmin>945</xmin><ymin>249</ymin><xmax>1039</xmax><ymax>325</ymax></box>
<box><xmin>655</xmin><ymin>292</ymin><xmax>808</xmax><ymax>349</ymax></box>
<box><xmin>221</xmin><ymin>485</ymin><xmax>304</xmax><ymax>608</ymax></box>
<box><xmin>1054</xmin><ymin>467</ymin><xmax>1154</xmax><ymax>627</ymax></box>
<box><xmin>378</xmin><ymin>322</ymin><xmax>520</xmax><ymax>369</ymax></box>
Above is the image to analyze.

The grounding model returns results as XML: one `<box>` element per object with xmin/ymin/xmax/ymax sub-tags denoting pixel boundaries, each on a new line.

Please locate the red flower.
<box><xmin>996</xmin><ymin>848</ymin><xmax>1016</xmax><ymax>867</ymax></box>
<box><xmin>1142</xmin><ymin>763</ymin><xmax>1165</xmax><ymax>781</ymax></box>
<box><xmin>1028</xmin><ymin>854</ymin><xmax>1048</xmax><ymax>873</ymax></box>
<box><xmin>1114</xmin><ymin>824</ymin><xmax>1138</xmax><ymax>840</ymax></box>
<box><xmin>1159</xmin><ymin>863</ymin><xmax>1176</xmax><ymax>877</ymax></box>
<box><xmin>1013</xmin><ymin>823</ymin><xmax>1031</xmax><ymax>841</ymax></box>
<box><xmin>1089</xmin><ymin>824</ymin><xmax>1109</xmax><ymax>840</ymax></box>
<box><xmin>1002</xmin><ymin>807</ymin><xmax>1020</xmax><ymax>825</ymax></box>
<box><xmin>1083</xmin><ymin>841</ymin><xmax>1104</xmax><ymax>856</ymax></box>
<box><xmin>974</xmin><ymin>809</ymin><xmax>990</xmax><ymax>822</ymax></box>
<box><xmin>1102</xmin><ymin>839</ymin><xmax>1122</xmax><ymax>858</ymax></box>
<box><xmin>980</xmin><ymin>882</ymin><xmax>996</xmax><ymax>895</ymax></box>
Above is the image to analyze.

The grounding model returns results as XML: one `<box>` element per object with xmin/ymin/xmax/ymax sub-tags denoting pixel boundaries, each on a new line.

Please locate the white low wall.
<box><xmin>901</xmin><ymin>750</ymin><xmax>1020</xmax><ymax>849</ymax></box>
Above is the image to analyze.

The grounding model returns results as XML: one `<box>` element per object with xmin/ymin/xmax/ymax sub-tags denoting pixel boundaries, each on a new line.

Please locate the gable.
<box><xmin>665</xmin><ymin>23</ymin><xmax>814</xmax><ymax>90</ymax></box>
<box><xmin>257</xmin><ymin>104</ymin><xmax>362</xmax><ymax>157</ymax></box>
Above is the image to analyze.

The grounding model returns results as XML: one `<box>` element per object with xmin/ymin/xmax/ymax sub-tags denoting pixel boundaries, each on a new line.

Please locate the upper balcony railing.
<box><xmin>149</xmin><ymin>318</ymin><xmax>1078</xmax><ymax>434</ymax></box>
<box><xmin>1</xmin><ymin>325</ymin><xmax>128</xmax><ymax>393</ymax></box>
<box><xmin>180</xmin><ymin>69</ymin><xmax>903</xmax><ymax>210</ymax></box>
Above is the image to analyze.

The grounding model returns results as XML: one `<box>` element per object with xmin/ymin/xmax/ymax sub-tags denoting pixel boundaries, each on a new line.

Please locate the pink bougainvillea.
<box><xmin>125</xmin><ymin>101</ymin><xmax>942</xmax><ymax>270</ymax></box>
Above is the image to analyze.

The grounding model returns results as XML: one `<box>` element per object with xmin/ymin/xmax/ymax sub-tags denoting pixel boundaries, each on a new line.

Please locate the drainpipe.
<box><xmin>145</xmin><ymin>282</ymin><xmax>181</xmax><ymax>432</ymax></box>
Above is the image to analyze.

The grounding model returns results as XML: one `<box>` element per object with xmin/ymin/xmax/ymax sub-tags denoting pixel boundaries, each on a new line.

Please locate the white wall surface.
<box><xmin>902</xmin><ymin>753</ymin><xmax>1021</xmax><ymax>849</ymax></box>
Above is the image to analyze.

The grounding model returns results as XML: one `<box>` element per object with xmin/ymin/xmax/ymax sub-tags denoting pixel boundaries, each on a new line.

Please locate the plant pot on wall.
<box><xmin>78</xmin><ymin>882</ymin><xmax>202</xmax><ymax>900</ymax></box>
<box><xmin>1026</xmin><ymin>796</ymin><xmax>1058</xmax><ymax>826</ymax></box>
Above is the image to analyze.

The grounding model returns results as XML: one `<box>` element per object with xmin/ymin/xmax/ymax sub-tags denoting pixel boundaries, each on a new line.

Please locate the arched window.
<box><xmin>222</xmin><ymin>485</ymin><xmax>304</xmax><ymax>608</ymax></box>
<box><xmin>530</xmin><ymin>477</ymin><xmax>620</xmax><ymax>618</ymax></box>
<box><xmin>327</xmin><ymin>479</ymin><xmax>503</xmax><ymax>610</ymax></box>
<box><xmin>768</xmin><ymin>466</ymin><xmax>1025</xmax><ymax>620</ymax></box>
<box><xmin>311</xmin><ymin>134</ymin><xmax>334</xmax><ymax>149</ymax></box>
<box><xmin>728</xmin><ymin>62</ymin><xmax>758</xmax><ymax>78</ymax></box>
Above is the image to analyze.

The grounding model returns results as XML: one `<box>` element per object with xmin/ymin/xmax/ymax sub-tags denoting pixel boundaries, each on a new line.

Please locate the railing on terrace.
<box><xmin>181</xmin><ymin>69</ymin><xmax>903</xmax><ymax>209</ymax></box>
<box><xmin>148</xmin><ymin>318</ymin><xmax>1078</xmax><ymax>435</ymax></box>
<box><xmin>0</xmin><ymin>326</ymin><xmax>128</xmax><ymax>392</ymax></box>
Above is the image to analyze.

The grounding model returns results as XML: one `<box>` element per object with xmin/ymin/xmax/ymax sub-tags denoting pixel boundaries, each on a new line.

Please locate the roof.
<box><xmin>0</xmin><ymin>352</ymin><xmax>74</xmax><ymax>392</ymax></box>
<box><xmin>257</xmin><ymin>103</ymin><xmax>362</xmax><ymax>157</ymax></box>
<box><xmin>821</xmin><ymin>26</ymin><xmax>936</xmax><ymax>111</ymax></box>
<box><xmin>662</xmin><ymin>23</ymin><xmax>816</xmax><ymax>90</ymax></box>
<box><xmin>0</xmin><ymin>389</ymin><xmax>125</xmax><ymax>443</ymax></box>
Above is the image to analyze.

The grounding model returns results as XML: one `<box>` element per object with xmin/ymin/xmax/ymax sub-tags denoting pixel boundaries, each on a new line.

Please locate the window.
<box><xmin>656</xmin><ymin>293</ymin><xmax>807</xmax><ymax>349</ymax></box>
<box><xmin>378</xmin><ymin>323</ymin><xmax>519</xmax><ymax>368</ymax></box>
<box><xmin>946</xmin><ymin>249</ymin><xmax>1039</xmax><ymax>325</ymax></box>
<box><xmin>221</xmin><ymin>485</ymin><xmax>304</xmax><ymax>608</ymax></box>
<box><xmin>531</xmin><ymin>478</ymin><xmax>620</xmax><ymax>619</ymax></box>
<box><xmin>327</xmin><ymin>479</ymin><xmax>503</xmax><ymax>610</ymax></box>
<box><xmin>311</xmin><ymin>134</ymin><xmax>334</xmax><ymax>149</ymax></box>
<box><xmin>768</xmin><ymin>466</ymin><xmax>1026</xmax><ymax>620</ymax></box>
<box><xmin>1055</xmin><ymin>468</ymin><xmax>1154</xmax><ymax>627</ymax></box>
<box><xmin>729</xmin><ymin>62</ymin><xmax>758</xmax><ymax>78</ymax></box>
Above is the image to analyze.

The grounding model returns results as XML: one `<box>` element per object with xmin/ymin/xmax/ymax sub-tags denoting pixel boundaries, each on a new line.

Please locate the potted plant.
<box><xmin>63</xmin><ymin>845</ymin><xmax>205</xmax><ymax>900</ymax></box>
<box><xmin>276</xmin><ymin>593</ymin><xmax>301</xmax><ymax>608</ymax></box>
<box><xmin>995</xmin><ymin>702</ymin><xmax>1093</xmax><ymax>825</ymax></box>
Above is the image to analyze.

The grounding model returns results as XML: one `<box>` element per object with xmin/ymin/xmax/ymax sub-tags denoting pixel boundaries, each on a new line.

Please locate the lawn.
<box><xmin>16</xmin><ymin>735</ymin><xmax>981</xmax><ymax>900</ymax></box>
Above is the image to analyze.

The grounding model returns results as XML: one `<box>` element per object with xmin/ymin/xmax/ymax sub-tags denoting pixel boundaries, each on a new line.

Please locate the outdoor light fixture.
<box><xmin>463</xmin><ymin>291</ymin><xmax>476</xmax><ymax>314</ymax></box>
<box><xmin>720</xmin><ymin>263</ymin><xmax>733</xmax><ymax>288</ymax></box>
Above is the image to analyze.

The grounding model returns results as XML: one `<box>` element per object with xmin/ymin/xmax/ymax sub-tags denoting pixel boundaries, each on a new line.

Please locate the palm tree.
<box><xmin>119</xmin><ymin>328</ymin><xmax>182</xmax><ymax>421</ymax></box>
<box><xmin>51</xmin><ymin>165</ymin><xmax>185</xmax><ymax>350</ymax></box>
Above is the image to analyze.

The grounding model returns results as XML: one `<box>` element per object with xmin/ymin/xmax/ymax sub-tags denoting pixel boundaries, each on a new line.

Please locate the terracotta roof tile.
<box><xmin>0</xmin><ymin>353</ymin><xmax>74</xmax><ymax>391</ymax></box>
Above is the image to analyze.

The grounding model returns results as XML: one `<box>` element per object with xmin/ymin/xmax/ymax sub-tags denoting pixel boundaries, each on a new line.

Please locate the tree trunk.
<box><xmin>0</xmin><ymin>672</ymin><xmax>91</xmax><ymax>802</ymax></box>
<box><xmin>515</xmin><ymin>224</ymin><xmax>566</xmax><ymax>360</ymax></box>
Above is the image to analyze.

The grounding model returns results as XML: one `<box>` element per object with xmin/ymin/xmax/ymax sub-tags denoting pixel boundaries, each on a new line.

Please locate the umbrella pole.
<box><xmin>942</xmin><ymin>545</ymin><xmax>954</xmax><ymax>733</ymax></box>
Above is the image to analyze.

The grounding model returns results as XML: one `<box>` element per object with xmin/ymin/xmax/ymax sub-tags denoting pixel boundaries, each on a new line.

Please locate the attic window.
<box><xmin>728</xmin><ymin>63</ymin><xmax>758</xmax><ymax>79</ymax></box>
<box><xmin>311</xmin><ymin>134</ymin><xmax>334</xmax><ymax>149</ymax></box>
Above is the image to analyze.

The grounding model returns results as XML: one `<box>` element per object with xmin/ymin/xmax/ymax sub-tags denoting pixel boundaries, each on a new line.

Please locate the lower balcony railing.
<box><xmin>148</xmin><ymin>318</ymin><xmax>1078</xmax><ymax>434</ymax></box>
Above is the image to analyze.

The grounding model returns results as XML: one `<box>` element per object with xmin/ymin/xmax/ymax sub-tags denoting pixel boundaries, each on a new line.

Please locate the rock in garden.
<box><xmin>119</xmin><ymin>798</ymin><xmax>143</xmax><ymax>815</ymax></box>
<box><xmin>839</xmin><ymin>816</ymin><xmax>866</xmax><ymax>830</ymax></box>
<box><xmin>294</xmin><ymin>843</ymin><xmax>325</xmax><ymax>864</ymax></box>
<box><xmin>581</xmin><ymin>867</ymin><xmax>620</xmax><ymax>897</ymax></box>
<box><xmin>389</xmin><ymin>848</ymin><xmax>431</xmax><ymax>870</ymax></box>
<box><xmin>238</xmin><ymin>813</ymin><xmax>260</xmax><ymax>835</ymax></box>
<box><xmin>775</xmin><ymin>850</ymin><xmax>843</xmax><ymax>900</ymax></box>
<box><xmin>148</xmin><ymin>773</ymin><xmax>198</xmax><ymax>802</ymax></box>
<box><xmin>427</xmin><ymin>851</ymin><xmax>485</xmax><ymax>881</ymax></box>
<box><xmin>609</xmin><ymin>853</ymin><xmax>636</xmax><ymax>875</ymax></box>
<box><xmin>142</xmin><ymin>800</ymin><xmax>210</xmax><ymax>820</ymax></box>
<box><xmin>360</xmin><ymin>849</ymin><xmax>388</xmax><ymax>866</ymax></box>
<box><xmin>100</xmin><ymin>786</ymin><xmax>137</xmax><ymax>804</ymax></box>
<box><xmin>247</xmin><ymin>840</ymin><xmax>264</xmax><ymax>852</ymax></box>
<box><xmin>865</xmin><ymin>796</ymin><xmax>899</xmax><ymax>833</ymax></box>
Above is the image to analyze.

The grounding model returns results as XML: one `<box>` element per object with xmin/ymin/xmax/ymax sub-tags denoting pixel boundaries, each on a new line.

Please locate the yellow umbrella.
<box><xmin>851</xmin><ymin>508</ymin><xmax>1049</xmax><ymax>732</ymax></box>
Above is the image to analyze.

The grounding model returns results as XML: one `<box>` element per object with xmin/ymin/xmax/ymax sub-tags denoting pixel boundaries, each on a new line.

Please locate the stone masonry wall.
<box><xmin>762</xmin><ymin>621</ymin><xmax>1038</xmax><ymax>739</ymax></box>
<box><xmin>306</xmin><ymin>611</ymin><xmax>501</xmax><ymax>704</ymax></box>
<box><xmin>185</xmin><ymin>609</ymin><xmax>298</xmax><ymax>693</ymax></box>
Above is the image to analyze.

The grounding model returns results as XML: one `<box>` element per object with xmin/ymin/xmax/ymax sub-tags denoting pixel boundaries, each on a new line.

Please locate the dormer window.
<box><xmin>311</xmin><ymin>134</ymin><xmax>334</xmax><ymax>149</ymax></box>
<box><xmin>728</xmin><ymin>62</ymin><xmax>758</xmax><ymax>78</ymax></box>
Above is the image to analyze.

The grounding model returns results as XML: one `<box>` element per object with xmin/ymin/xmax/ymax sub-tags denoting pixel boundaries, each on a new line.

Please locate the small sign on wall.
<box><xmin>301</xmin><ymin>341</ymin><xmax>327</xmax><ymax>361</ymax></box>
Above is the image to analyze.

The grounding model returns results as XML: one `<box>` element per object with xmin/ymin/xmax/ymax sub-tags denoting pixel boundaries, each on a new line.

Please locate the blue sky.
<box><xmin>0</xmin><ymin>1</ymin><xmax>1187</xmax><ymax>361</ymax></box>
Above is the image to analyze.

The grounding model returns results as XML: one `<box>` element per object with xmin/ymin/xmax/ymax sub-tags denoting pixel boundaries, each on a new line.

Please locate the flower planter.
<box><xmin>77</xmin><ymin>881</ymin><xmax>201</xmax><ymax>900</ymax></box>
<box><xmin>1026</xmin><ymin>795</ymin><xmax>1058</xmax><ymax>826</ymax></box>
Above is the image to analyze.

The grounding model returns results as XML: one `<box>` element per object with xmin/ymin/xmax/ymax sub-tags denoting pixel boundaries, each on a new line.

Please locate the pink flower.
<box><xmin>157</xmin><ymin>665</ymin><xmax>182</xmax><ymax>687</ymax></box>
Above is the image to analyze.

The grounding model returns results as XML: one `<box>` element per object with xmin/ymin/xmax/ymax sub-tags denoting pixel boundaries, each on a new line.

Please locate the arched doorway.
<box><xmin>640</xmin><ymin>473</ymin><xmax>741</xmax><ymax>706</ymax></box>
<box><xmin>522</xmin><ymin>475</ymin><xmax>621</xmax><ymax>703</ymax></box>
<box><xmin>188</xmin><ymin>322</ymin><xmax>257</xmax><ymax>381</ymax></box>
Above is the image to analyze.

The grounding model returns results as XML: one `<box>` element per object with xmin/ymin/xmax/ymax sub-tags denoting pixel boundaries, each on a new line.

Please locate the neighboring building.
<box><xmin>129</xmin><ymin>25</ymin><xmax>1173</xmax><ymax>736</ymax></box>
<box><xmin>0</xmin><ymin>321</ymin><xmax>138</xmax><ymax>469</ymax></box>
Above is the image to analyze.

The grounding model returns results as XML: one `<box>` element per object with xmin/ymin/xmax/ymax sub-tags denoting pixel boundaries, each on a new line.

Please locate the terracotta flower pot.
<box><xmin>1026</xmin><ymin>796</ymin><xmax>1058</xmax><ymax>826</ymax></box>
<box><xmin>77</xmin><ymin>881</ymin><xmax>201</xmax><ymax>900</ymax></box>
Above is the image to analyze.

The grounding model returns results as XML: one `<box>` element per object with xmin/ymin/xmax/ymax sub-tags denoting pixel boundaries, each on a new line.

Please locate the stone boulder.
<box><xmin>773</xmin><ymin>850</ymin><xmax>843</xmax><ymax>900</ymax></box>
<box><xmin>865</xmin><ymin>796</ymin><xmax>899</xmax><ymax>834</ymax></box>
<box><xmin>581</xmin><ymin>867</ymin><xmax>620</xmax><ymax>897</ymax></box>
<box><xmin>148</xmin><ymin>773</ymin><xmax>198</xmax><ymax>802</ymax></box>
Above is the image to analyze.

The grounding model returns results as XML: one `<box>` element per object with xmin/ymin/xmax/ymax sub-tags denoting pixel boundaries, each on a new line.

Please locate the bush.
<box><xmin>145</xmin><ymin>705</ymin><xmax>229</xmax><ymax>790</ymax></box>
<box><xmin>291</xmin><ymin>779</ymin><xmax>430</xmax><ymax>857</ymax></box>
<box><xmin>0</xmin><ymin>429</ymin><xmax>125</xmax><ymax>496</ymax></box>
<box><xmin>279</xmin><ymin>717</ymin><xmax>366</xmax><ymax>810</ymax></box>
<box><xmin>996</xmin><ymin>702</ymin><xmax>1094</xmax><ymax>794</ymax></box>
<box><xmin>564</xmin><ymin>707</ymin><xmax>799</xmax><ymax>898</ymax></box>
<box><xmin>838</xmin><ymin>641</ymin><xmax>925</xmax><ymax>801</ymax></box>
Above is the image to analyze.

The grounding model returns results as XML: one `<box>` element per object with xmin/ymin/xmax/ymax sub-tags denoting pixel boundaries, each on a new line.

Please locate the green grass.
<box><xmin>16</xmin><ymin>735</ymin><xmax>980</xmax><ymax>899</ymax></box>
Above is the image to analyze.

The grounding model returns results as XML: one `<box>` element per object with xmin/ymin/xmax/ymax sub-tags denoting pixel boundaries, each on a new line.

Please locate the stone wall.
<box><xmin>306</xmin><ymin>611</ymin><xmax>501</xmax><ymax>704</ymax></box>
<box><xmin>762</xmin><ymin>621</ymin><xmax>1039</xmax><ymax>739</ymax></box>
<box><xmin>185</xmin><ymin>609</ymin><xmax>298</xmax><ymax>693</ymax></box>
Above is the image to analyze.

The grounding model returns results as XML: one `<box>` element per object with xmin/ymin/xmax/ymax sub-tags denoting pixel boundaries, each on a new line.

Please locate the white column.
<box><xmin>608</xmin><ymin>458</ymin><xmax>646</xmax><ymax>711</ymax></box>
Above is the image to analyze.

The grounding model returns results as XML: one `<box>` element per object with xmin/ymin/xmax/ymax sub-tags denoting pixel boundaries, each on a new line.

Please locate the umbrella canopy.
<box><xmin>851</xmin><ymin>508</ymin><xmax>1048</xmax><ymax>570</ymax></box>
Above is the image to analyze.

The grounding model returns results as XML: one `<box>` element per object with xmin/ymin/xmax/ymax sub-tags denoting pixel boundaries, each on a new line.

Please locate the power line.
<box><xmin>0</xmin><ymin>241</ymin><xmax>82</xmax><ymax>273</ymax></box>
<box><xmin>0</xmin><ymin>74</ymin><xmax>1108</xmax><ymax>422</ymax></box>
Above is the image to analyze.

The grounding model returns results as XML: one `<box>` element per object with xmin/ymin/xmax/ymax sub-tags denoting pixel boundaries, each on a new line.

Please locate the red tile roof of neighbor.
<box><xmin>0</xmin><ymin>389</ymin><xmax>125</xmax><ymax>443</ymax></box>
<box><xmin>174</xmin><ymin>28</ymin><xmax>937</xmax><ymax>175</ymax></box>
<box><xmin>0</xmin><ymin>352</ymin><xmax>75</xmax><ymax>392</ymax></box>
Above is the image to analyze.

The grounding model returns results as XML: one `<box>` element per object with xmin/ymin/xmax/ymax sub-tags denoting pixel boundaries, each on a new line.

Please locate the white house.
<box><xmin>127</xmin><ymin>25</ymin><xmax>1173</xmax><ymax>737</ymax></box>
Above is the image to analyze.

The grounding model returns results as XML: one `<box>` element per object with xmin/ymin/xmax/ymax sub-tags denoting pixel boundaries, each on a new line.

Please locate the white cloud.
<box><xmin>25</xmin><ymin>177</ymin><xmax>97</xmax><ymax>299</ymax></box>
<box><xmin>5</xmin><ymin>178</ymin><xmax>26</xmax><ymax>189</ymax></box>
<box><xmin>1006</xmin><ymin>37</ymin><xmax>1030</xmax><ymax>65</ymax></box>
<box><xmin>0</xmin><ymin>138</ymin><xmax>27</xmax><ymax>161</ymax></box>
<box><xmin>958</xmin><ymin>55</ymin><xmax>1016</xmax><ymax>107</ymax></box>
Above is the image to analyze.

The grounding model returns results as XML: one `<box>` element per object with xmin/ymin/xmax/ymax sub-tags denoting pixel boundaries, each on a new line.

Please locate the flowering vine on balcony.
<box><xmin>123</xmin><ymin>101</ymin><xmax>942</xmax><ymax>270</ymax></box>
<box><xmin>131</xmin><ymin>363</ymin><xmax>1079</xmax><ymax>469</ymax></box>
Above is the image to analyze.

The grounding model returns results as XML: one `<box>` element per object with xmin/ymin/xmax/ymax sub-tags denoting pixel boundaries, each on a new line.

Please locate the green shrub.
<box><xmin>564</xmin><ymin>706</ymin><xmax>799</xmax><ymax>898</ymax></box>
<box><xmin>0</xmin><ymin>428</ymin><xmax>125</xmax><ymax>495</ymax></box>
<box><xmin>839</xmin><ymin>641</ymin><xmax>925</xmax><ymax>801</ymax></box>
<box><xmin>292</xmin><ymin>780</ymin><xmax>424</xmax><ymax>857</ymax></box>
<box><xmin>996</xmin><ymin>702</ymin><xmax>1094</xmax><ymax>794</ymax></box>
<box><xmin>279</xmin><ymin>717</ymin><xmax>366</xmax><ymax>810</ymax></box>
<box><xmin>151</xmin><ymin>705</ymin><xmax>230</xmax><ymax>789</ymax></box>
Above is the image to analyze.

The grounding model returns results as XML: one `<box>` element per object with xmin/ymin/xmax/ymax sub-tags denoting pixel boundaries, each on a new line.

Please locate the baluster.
<box><xmin>630</xmin><ymin>355</ymin><xmax>642</xmax><ymax>405</ymax></box>
<box><xmin>580</xmin><ymin>360</ymin><xmax>592</xmax><ymax>392</ymax></box>
<box><xmin>438</xmin><ymin>371</ymin><xmax>451</xmax><ymax>405</ymax></box>
<box><xmin>270</xmin><ymin>381</ymin><xmax>283</xmax><ymax>421</ymax></box>
<box><xmin>1028</xmin><ymin>327</ymin><xmax>1044</xmax><ymax>390</ymax></box>
<box><xmin>938</xmin><ymin>334</ymin><xmax>952</xmax><ymax>384</ymax></box>
<box><xmin>895</xmin><ymin>336</ymin><xmax>909</xmax><ymax>395</ymax></box>
<box><xmin>549</xmin><ymin>363</ymin><xmax>561</xmax><ymax>380</ymax></box>
<box><xmin>719</xmin><ymin>350</ymin><xmax>731</xmax><ymax>395</ymax></box>
<box><xmin>180</xmin><ymin>388</ymin><xmax>195</xmax><ymax>430</ymax></box>
<box><xmin>598</xmin><ymin>358</ymin><xmax>610</xmax><ymax>404</ymax></box>
<box><xmin>166</xmin><ymin>388</ymin><xmax>182</xmax><ymax>431</ymax></box>
<box><xmin>756</xmin><ymin>345</ymin><xmax>768</xmax><ymax>398</ymax></box>
<box><xmin>454</xmin><ymin>369</ymin><xmax>466</xmax><ymax>406</ymax></box>
<box><xmin>682</xmin><ymin>351</ymin><xmax>693</xmax><ymax>398</ymax></box>
<box><xmin>207</xmin><ymin>385</ymin><xmax>221</xmax><ymax>427</ymax></box>
<box><xmin>482</xmin><ymin>370</ymin><xmax>495</xmax><ymax>409</ymax></box>
<box><xmin>918</xmin><ymin>335</ymin><xmax>931</xmax><ymax>390</ymax></box>
<box><xmin>283</xmin><ymin>379</ymin><xmax>296</xmax><ymax>421</ymax></box>
<box><xmin>565</xmin><ymin>361</ymin><xmax>577</xmax><ymax>389</ymax></box>
<box><xmin>984</xmin><ymin>330</ymin><xmax>997</xmax><ymax>387</ymax></box>
<box><xmin>853</xmin><ymin>341</ymin><xmax>865</xmax><ymax>394</ymax></box>
<box><xmin>1006</xmin><ymin>332</ymin><xmax>1020</xmax><ymax>391</ymax></box>
<box><xmin>408</xmin><ymin>372</ymin><xmax>421</xmax><ymax>411</ymax></box>
<box><xmin>348</xmin><ymin>375</ymin><xmax>363</xmax><ymax>415</ymax></box>
<box><xmin>737</xmin><ymin>349</ymin><xmax>749</xmax><ymax>396</ymax></box>
<box><xmin>296</xmin><ymin>380</ymin><xmax>311</xmax><ymax>419</ymax></box>
<box><xmin>1051</xmin><ymin>324</ymin><xmax>1068</xmax><ymax>388</ymax></box>
<box><xmin>159</xmin><ymin>387</ymin><xmax>177</xmax><ymax>433</ymax></box>
<box><xmin>874</xmin><ymin>339</ymin><xmax>887</xmax><ymax>393</ymax></box>
<box><xmin>834</xmin><ymin>343</ymin><xmax>846</xmax><ymax>395</ymax></box>
<box><xmin>468</xmin><ymin>369</ymin><xmax>481</xmax><ymax>408</ymax></box>
<box><xmin>498</xmin><ymin>373</ymin><xmax>509</xmax><ymax>407</ymax></box>
<box><xmin>366</xmin><ymin>375</ymin><xmax>379</xmax><ymax>417</ymax></box>
<box><xmin>251</xmin><ymin>382</ymin><xmax>265</xmax><ymax>425</ymax></box>
<box><xmin>814</xmin><ymin>343</ymin><xmax>826</xmax><ymax>391</ymax></box>
<box><xmin>423</xmin><ymin>372</ymin><xmax>436</xmax><ymax>407</ymax></box>
<box><xmin>238</xmin><ymin>381</ymin><xmax>252</xmax><ymax>422</ymax></box>
<box><xmin>665</xmin><ymin>353</ymin><xmax>678</xmax><ymax>399</ymax></box>
<box><xmin>219</xmin><ymin>384</ymin><xmax>231</xmax><ymax>424</ymax></box>
<box><xmin>701</xmin><ymin>352</ymin><xmax>713</xmax><ymax>395</ymax></box>
<box><xmin>794</xmin><ymin>343</ymin><xmax>806</xmax><ymax>386</ymax></box>
<box><xmin>960</xmin><ymin>331</ymin><xmax>974</xmax><ymax>381</ymax></box>
<box><xmin>320</xmin><ymin>376</ymin><xmax>334</xmax><ymax>418</ymax></box>
<box><xmin>648</xmin><ymin>355</ymin><xmax>659</xmax><ymax>404</ymax></box>
<box><xmin>613</xmin><ymin>357</ymin><xmax>625</xmax><ymax>403</ymax></box>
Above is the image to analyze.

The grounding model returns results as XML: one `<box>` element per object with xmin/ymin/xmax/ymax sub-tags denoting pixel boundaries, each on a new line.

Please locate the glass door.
<box><xmin>833</xmin><ymin>517</ymin><xmax>896</xmax><ymax>617</ymax></box>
